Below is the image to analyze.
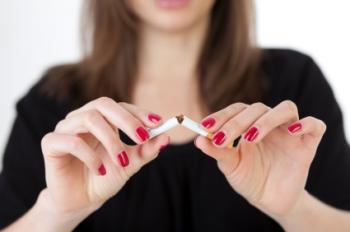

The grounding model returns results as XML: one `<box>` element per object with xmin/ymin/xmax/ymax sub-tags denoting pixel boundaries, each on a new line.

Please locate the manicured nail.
<box><xmin>117</xmin><ymin>151</ymin><xmax>129</xmax><ymax>167</ymax></box>
<box><xmin>201</xmin><ymin>118</ymin><xmax>216</xmax><ymax>129</ymax></box>
<box><xmin>136</xmin><ymin>127</ymin><xmax>150</xmax><ymax>142</ymax></box>
<box><xmin>98</xmin><ymin>164</ymin><xmax>106</xmax><ymax>176</ymax></box>
<box><xmin>213</xmin><ymin>131</ymin><xmax>226</xmax><ymax>145</ymax></box>
<box><xmin>288</xmin><ymin>123</ymin><xmax>302</xmax><ymax>133</ymax></box>
<box><xmin>148</xmin><ymin>113</ymin><xmax>161</xmax><ymax>123</ymax></box>
<box><xmin>244</xmin><ymin>127</ymin><xmax>259</xmax><ymax>142</ymax></box>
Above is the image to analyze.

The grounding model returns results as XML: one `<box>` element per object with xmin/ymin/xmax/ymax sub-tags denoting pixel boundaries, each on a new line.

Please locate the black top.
<box><xmin>1</xmin><ymin>49</ymin><xmax>350</xmax><ymax>231</ymax></box>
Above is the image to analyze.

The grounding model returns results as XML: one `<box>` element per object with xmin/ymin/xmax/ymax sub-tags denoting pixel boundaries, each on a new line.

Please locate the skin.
<box><xmin>3</xmin><ymin>0</ymin><xmax>350</xmax><ymax>231</ymax></box>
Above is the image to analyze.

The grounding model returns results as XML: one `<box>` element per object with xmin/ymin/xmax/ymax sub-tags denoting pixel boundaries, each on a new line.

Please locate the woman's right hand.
<box><xmin>40</xmin><ymin>97</ymin><xmax>169</xmax><ymax>217</ymax></box>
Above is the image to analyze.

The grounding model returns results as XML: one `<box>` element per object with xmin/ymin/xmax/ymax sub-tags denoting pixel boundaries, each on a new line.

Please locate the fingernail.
<box><xmin>98</xmin><ymin>164</ymin><xmax>106</xmax><ymax>176</ymax></box>
<box><xmin>117</xmin><ymin>151</ymin><xmax>129</xmax><ymax>167</ymax></box>
<box><xmin>244</xmin><ymin>127</ymin><xmax>259</xmax><ymax>142</ymax></box>
<box><xmin>288</xmin><ymin>123</ymin><xmax>302</xmax><ymax>133</ymax></box>
<box><xmin>201</xmin><ymin>118</ymin><xmax>216</xmax><ymax>129</ymax></box>
<box><xmin>136</xmin><ymin>127</ymin><xmax>150</xmax><ymax>142</ymax></box>
<box><xmin>213</xmin><ymin>131</ymin><xmax>226</xmax><ymax>145</ymax></box>
<box><xmin>148</xmin><ymin>113</ymin><xmax>161</xmax><ymax>123</ymax></box>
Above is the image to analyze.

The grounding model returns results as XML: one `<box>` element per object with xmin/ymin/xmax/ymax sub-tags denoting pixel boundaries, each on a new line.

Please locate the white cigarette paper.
<box><xmin>148</xmin><ymin>114</ymin><xmax>233</xmax><ymax>148</ymax></box>
<box><xmin>180</xmin><ymin>115</ymin><xmax>234</xmax><ymax>148</ymax></box>
<box><xmin>149</xmin><ymin>117</ymin><xmax>179</xmax><ymax>139</ymax></box>
<box><xmin>181</xmin><ymin>116</ymin><xmax>209</xmax><ymax>137</ymax></box>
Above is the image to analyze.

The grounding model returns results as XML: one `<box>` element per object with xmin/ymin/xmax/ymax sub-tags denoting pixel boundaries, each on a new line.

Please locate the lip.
<box><xmin>155</xmin><ymin>0</ymin><xmax>190</xmax><ymax>9</ymax></box>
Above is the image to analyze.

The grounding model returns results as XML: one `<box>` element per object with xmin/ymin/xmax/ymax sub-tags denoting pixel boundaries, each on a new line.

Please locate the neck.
<box><xmin>137</xmin><ymin>19</ymin><xmax>209</xmax><ymax>82</ymax></box>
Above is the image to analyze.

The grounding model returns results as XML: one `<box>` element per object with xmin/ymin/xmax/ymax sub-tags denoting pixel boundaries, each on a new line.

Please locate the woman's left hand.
<box><xmin>195</xmin><ymin>100</ymin><xmax>326</xmax><ymax>219</ymax></box>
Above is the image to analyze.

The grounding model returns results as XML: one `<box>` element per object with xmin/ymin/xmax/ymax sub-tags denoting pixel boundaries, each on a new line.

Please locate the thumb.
<box><xmin>125</xmin><ymin>134</ymin><xmax>170</xmax><ymax>172</ymax></box>
<box><xmin>195</xmin><ymin>136</ymin><xmax>240</xmax><ymax>176</ymax></box>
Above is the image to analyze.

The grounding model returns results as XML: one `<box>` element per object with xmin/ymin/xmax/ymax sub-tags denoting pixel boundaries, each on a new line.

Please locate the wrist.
<box><xmin>33</xmin><ymin>189</ymin><xmax>100</xmax><ymax>231</ymax></box>
<box><xmin>272</xmin><ymin>190</ymin><xmax>317</xmax><ymax>231</ymax></box>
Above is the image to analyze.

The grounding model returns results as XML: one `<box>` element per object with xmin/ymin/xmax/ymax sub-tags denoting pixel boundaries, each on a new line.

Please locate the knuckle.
<box><xmin>84</xmin><ymin>110</ymin><xmax>101</xmax><ymax>125</ymax></box>
<box><xmin>319</xmin><ymin>119</ymin><xmax>326</xmax><ymax>127</ymax></box>
<box><xmin>41</xmin><ymin>132</ymin><xmax>54</xmax><ymax>148</ymax></box>
<box><xmin>305</xmin><ymin>116</ymin><xmax>314</xmax><ymax>121</ymax></box>
<box><xmin>118</xmin><ymin>101</ymin><xmax>128</xmax><ymax>107</ymax></box>
<box><xmin>257</xmin><ymin>117</ymin><xmax>272</xmax><ymax>129</ymax></box>
<box><xmin>235</xmin><ymin>102</ymin><xmax>248</xmax><ymax>109</ymax></box>
<box><xmin>119</xmin><ymin>114</ymin><xmax>139</xmax><ymax>128</ymax></box>
<box><xmin>41</xmin><ymin>133</ymin><xmax>58</xmax><ymax>156</ymax></box>
<box><xmin>220</xmin><ymin>109</ymin><xmax>233</xmax><ymax>120</ymax></box>
<box><xmin>118</xmin><ymin>113</ymin><xmax>132</xmax><ymax>124</ymax></box>
<box><xmin>68</xmin><ymin>137</ymin><xmax>84</xmax><ymax>151</ymax></box>
<box><xmin>88</xmin><ymin>155</ymin><xmax>100</xmax><ymax>169</ymax></box>
<box><xmin>226</xmin><ymin>103</ymin><xmax>247</xmax><ymax>112</ymax></box>
<box><xmin>221</xmin><ymin>108</ymin><xmax>232</xmax><ymax>117</ymax></box>
<box><xmin>226</xmin><ymin>119</ymin><xmax>242</xmax><ymax>132</ymax></box>
<box><xmin>105</xmin><ymin>134</ymin><xmax>118</xmax><ymax>148</ymax></box>
<box><xmin>283</xmin><ymin>100</ymin><xmax>298</xmax><ymax>113</ymax></box>
<box><xmin>317</xmin><ymin>119</ymin><xmax>327</xmax><ymax>132</ymax></box>
<box><xmin>65</xmin><ymin>109</ymin><xmax>77</xmax><ymax>119</ymax></box>
<box><xmin>252</xmin><ymin>102</ymin><xmax>269</xmax><ymax>111</ymax></box>
<box><xmin>54</xmin><ymin>120</ymin><xmax>64</xmax><ymax>131</ymax></box>
<box><xmin>97</xmin><ymin>96</ymin><xmax>114</xmax><ymax>106</ymax></box>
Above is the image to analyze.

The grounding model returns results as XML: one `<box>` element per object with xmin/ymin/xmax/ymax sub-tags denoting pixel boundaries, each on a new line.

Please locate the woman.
<box><xmin>1</xmin><ymin>0</ymin><xmax>350</xmax><ymax>231</ymax></box>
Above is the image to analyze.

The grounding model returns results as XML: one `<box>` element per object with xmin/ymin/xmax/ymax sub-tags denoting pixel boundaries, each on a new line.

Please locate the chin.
<box><xmin>128</xmin><ymin>0</ymin><xmax>215</xmax><ymax>33</ymax></box>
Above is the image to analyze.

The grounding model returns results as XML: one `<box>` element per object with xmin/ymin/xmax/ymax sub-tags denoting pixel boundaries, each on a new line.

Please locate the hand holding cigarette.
<box><xmin>193</xmin><ymin>101</ymin><xmax>327</xmax><ymax>222</ymax></box>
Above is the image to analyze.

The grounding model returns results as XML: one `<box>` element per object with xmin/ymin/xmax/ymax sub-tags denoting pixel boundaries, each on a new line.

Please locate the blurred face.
<box><xmin>128</xmin><ymin>0</ymin><xmax>216</xmax><ymax>32</ymax></box>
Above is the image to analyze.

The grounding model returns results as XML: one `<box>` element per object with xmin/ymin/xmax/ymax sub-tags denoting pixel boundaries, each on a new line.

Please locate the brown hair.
<box><xmin>43</xmin><ymin>0</ymin><xmax>266</xmax><ymax>112</ymax></box>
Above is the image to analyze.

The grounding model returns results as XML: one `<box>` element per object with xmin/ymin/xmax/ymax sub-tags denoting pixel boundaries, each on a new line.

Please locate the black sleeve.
<box><xmin>295</xmin><ymin>55</ymin><xmax>350</xmax><ymax>210</ymax></box>
<box><xmin>0</xmin><ymin>83</ymin><xmax>65</xmax><ymax>228</ymax></box>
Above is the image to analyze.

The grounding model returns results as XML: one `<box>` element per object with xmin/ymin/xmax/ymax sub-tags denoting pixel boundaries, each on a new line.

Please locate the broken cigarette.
<box><xmin>149</xmin><ymin>115</ymin><xmax>234</xmax><ymax>149</ymax></box>
<box><xmin>180</xmin><ymin>115</ymin><xmax>234</xmax><ymax>149</ymax></box>
<box><xmin>149</xmin><ymin>116</ymin><xmax>179</xmax><ymax>139</ymax></box>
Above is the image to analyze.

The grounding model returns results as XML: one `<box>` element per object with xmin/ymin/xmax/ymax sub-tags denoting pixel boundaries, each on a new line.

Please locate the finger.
<box><xmin>55</xmin><ymin>110</ymin><xmax>127</xmax><ymax>167</ymax></box>
<box><xmin>212</xmin><ymin>102</ymin><xmax>270</xmax><ymax>147</ymax></box>
<box><xmin>287</xmin><ymin>116</ymin><xmax>327</xmax><ymax>147</ymax></box>
<box><xmin>194</xmin><ymin>136</ymin><xmax>240</xmax><ymax>176</ymax></box>
<box><xmin>121</xmin><ymin>134</ymin><xmax>170</xmax><ymax>177</ymax></box>
<box><xmin>66</xmin><ymin>97</ymin><xmax>150</xmax><ymax>144</ymax></box>
<box><xmin>243</xmin><ymin>100</ymin><xmax>299</xmax><ymax>143</ymax></box>
<box><xmin>200</xmin><ymin>103</ymin><xmax>248</xmax><ymax>132</ymax></box>
<box><xmin>41</xmin><ymin>133</ymin><xmax>103</xmax><ymax>176</ymax></box>
<box><xmin>119</xmin><ymin>102</ymin><xmax>163</xmax><ymax>128</ymax></box>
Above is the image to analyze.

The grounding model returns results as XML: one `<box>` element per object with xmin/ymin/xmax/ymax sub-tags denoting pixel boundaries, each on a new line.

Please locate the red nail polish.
<box><xmin>201</xmin><ymin>118</ymin><xmax>216</xmax><ymax>129</ymax></box>
<box><xmin>148</xmin><ymin>113</ymin><xmax>161</xmax><ymax>123</ymax></box>
<box><xmin>136</xmin><ymin>127</ymin><xmax>150</xmax><ymax>142</ymax></box>
<box><xmin>98</xmin><ymin>164</ymin><xmax>106</xmax><ymax>176</ymax></box>
<box><xmin>288</xmin><ymin>123</ymin><xmax>302</xmax><ymax>133</ymax></box>
<box><xmin>244</xmin><ymin>127</ymin><xmax>259</xmax><ymax>142</ymax></box>
<box><xmin>117</xmin><ymin>151</ymin><xmax>129</xmax><ymax>167</ymax></box>
<box><xmin>213</xmin><ymin>131</ymin><xmax>226</xmax><ymax>145</ymax></box>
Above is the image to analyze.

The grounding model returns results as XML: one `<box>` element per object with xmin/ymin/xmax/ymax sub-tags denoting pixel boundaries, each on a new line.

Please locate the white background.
<box><xmin>0</xmin><ymin>0</ymin><xmax>349</xmax><ymax>170</ymax></box>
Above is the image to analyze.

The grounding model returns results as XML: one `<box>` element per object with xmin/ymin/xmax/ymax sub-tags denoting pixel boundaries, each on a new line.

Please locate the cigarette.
<box><xmin>180</xmin><ymin>115</ymin><xmax>209</xmax><ymax>137</ymax></box>
<box><xmin>149</xmin><ymin>114</ymin><xmax>233</xmax><ymax>149</ymax></box>
<box><xmin>179</xmin><ymin>115</ymin><xmax>234</xmax><ymax>149</ymax></box>
<box><xmin>149</xmin><ymin>116</ymin><xmax>179</xmax><ymax>139</ymax></box>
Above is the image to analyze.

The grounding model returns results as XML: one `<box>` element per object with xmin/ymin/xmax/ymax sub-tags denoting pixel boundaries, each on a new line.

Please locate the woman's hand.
<box><xmin>41</xmin><ymin>97</ymin><xmax>169</xmax><ymax>217</ymax></box>
<box><xmin>195</xmin><ymin>100</ymin><xmax>326</xmax><ymax>219</ymax></box>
